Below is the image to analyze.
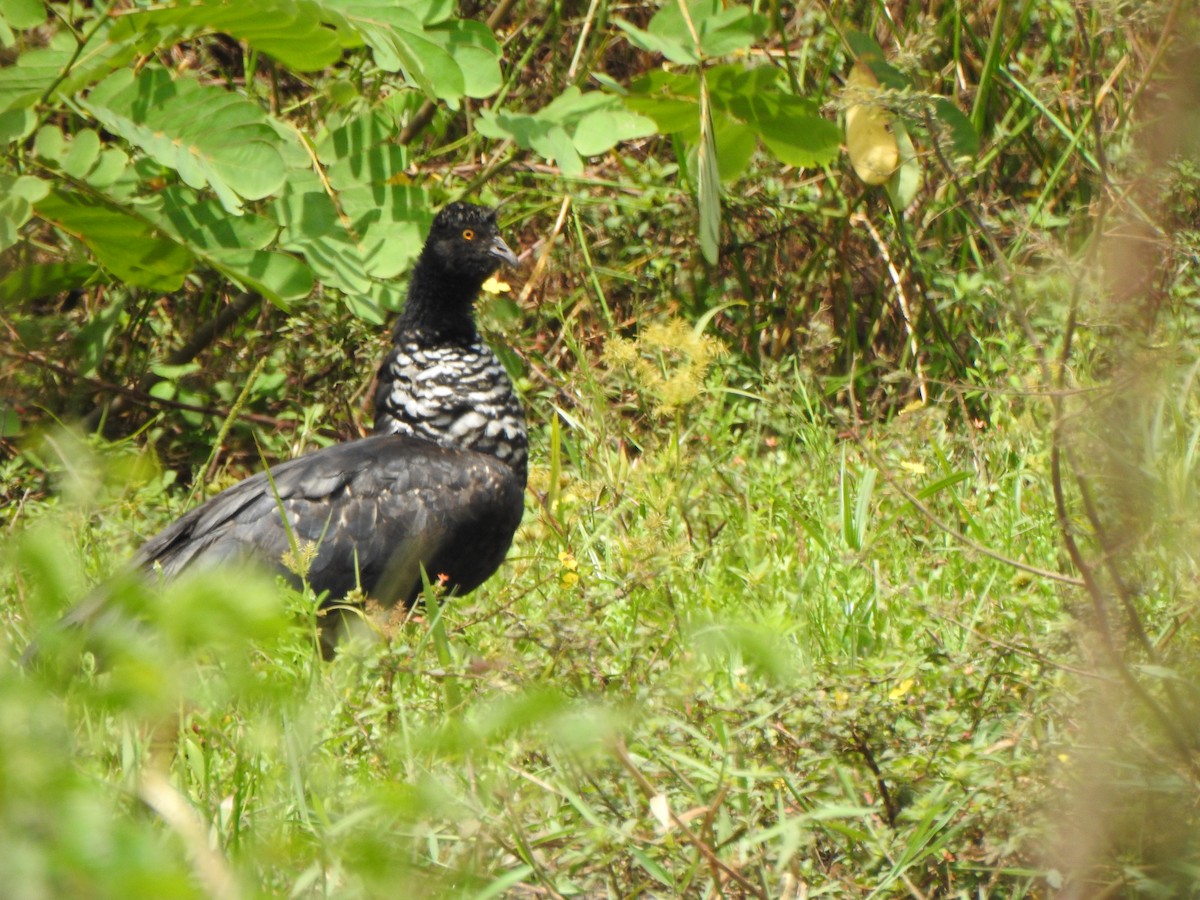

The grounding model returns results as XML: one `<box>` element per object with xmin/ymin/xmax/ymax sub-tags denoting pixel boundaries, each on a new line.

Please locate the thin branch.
<box><xmin>847</xmin><ymin>425</ymin><xmax>1085</xmax><ymax>588</ymax></box>
<box><xmin>613</xmin><ymin>738</ymin><xmax>765</xmax><ymax>898</ymax></box>
<box><xmin>7</xmin><ymin>346</ymin><xmax>287</xmax><ymax>430</ymax></box>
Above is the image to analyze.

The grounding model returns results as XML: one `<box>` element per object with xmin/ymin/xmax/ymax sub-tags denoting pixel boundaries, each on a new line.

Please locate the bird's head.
<box><xmin>425</xmin><ymin>202</ymin><xmax>519</xmax><ymax>285</ymax></box>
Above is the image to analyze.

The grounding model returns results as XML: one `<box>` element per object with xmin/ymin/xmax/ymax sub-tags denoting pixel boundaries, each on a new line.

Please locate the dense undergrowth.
<box><xmin>3</xmin><ymin>0</ymin><xmax>1200</xmax><ymax>896</ymax></box>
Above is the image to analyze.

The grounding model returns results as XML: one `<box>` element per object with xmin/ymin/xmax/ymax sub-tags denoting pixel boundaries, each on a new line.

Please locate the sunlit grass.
<box><xmin>1</xmin><ymin>346</ymin><xmax>1081</xmax><ymax>896</ymax></box>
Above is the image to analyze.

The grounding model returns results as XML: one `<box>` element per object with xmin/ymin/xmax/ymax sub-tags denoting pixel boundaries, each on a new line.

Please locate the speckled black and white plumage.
<box><xmin>374</xmin><ymin>340</ymin><xmax>528</xmax><ymax>476</ymax></box>
<box><xmin>374</xmin><ymin>203</ymin><xmax>528</xmax><ymax>477</ymax></box>
<box><xmin>27</xmin><ymin>202</ymin><xmax>525</xmax><ymax>662</ymax></box>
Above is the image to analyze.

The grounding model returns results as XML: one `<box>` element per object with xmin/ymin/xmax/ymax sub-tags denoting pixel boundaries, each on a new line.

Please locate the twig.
<box><xmin>517</xmin><ymin>194</ymin><xmax>572</xmax><ymax>307</ymax></box>
<box><xmin>139</xmin><ymin>768</ymin><xmax>240</xmax><ymax>900</ymax></box>
<box><xmin>851</xmin><ymin>731</ymin><xmax>899</xmax><ymax>827</ymax></box>
<box><xmin>84</xmin><ymin>291</ymin><xmax>262</xmax><ymax>431</ymax></box>
<box><xmin>846</xmin><ymin>425</ymin><xmax>1085</xmax><ymax>588</ymax></box>
<box><xmin>933</xmin><ymin>611</ymin><xmax>1116</xmax><ymax>681</ymax></box>
<box><xmin>566</xmin><ymin>0</ymin><xmax>602</xmax><ymax>81</ymax></box>
<box><xmin>613</xmin><ymin>738</ymin><xmax>765</xmax><ymax>898</ymax></box>
<box><xmin>851</xmin><ymin>212</ymin><xmax>927</xmax><ymax>403</ymax></box>
<box><xmin>7</xmin><ymin>347</ymin><xmax>287</xmax><ymax>429</ymax></box>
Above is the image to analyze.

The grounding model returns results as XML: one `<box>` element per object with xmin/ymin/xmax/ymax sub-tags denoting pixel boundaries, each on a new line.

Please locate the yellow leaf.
<box><xmin>888</xmin><ymin>677</ymin><xmax>915</xmax><ymax>700</ymax></box>
<box><xmin>845</xmin><ymin>60</ymin><xmax>899</xmax><ymax>185</ymax></box>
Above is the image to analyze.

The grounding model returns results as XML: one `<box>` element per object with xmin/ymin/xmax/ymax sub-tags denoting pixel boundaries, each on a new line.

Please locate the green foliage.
<box><xmin>110</xmin><ymin>0</ymin><xmax>502</xmax><ymax>101</ymax></box>
<box><xmin>2</xmin><ymin>0</ymin><xmax>1199</xmax><ymax>896</ymax></box>
<box><xmin>0</xmin><ymin>0</ymin><xmax>506</xmax><ymax>313</ymax></box>
<box><xmin>616</xmin><ymin>1</ymin><xmax>840</xmax><ymax>263</ymax></box>
<box><xmin>81</xmin><ymin>68</ymin><xmax>288</xmax><ymax>213</ymax></box>
<box><xmin>477</xmin><ymin>87</ymin><xmax>656</xmax><ymax>177</ymax></box>
<box><xmin>615</xmin><ymin>0</ymin><xmax>766</xmax><ymax>65</ymax></box>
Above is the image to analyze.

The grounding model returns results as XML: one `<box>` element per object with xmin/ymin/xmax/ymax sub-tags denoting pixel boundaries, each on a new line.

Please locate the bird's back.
<box><xmin>134</xmin><ymin>434</ymin><xmax>524</xmax><ymax>607</ymax></box>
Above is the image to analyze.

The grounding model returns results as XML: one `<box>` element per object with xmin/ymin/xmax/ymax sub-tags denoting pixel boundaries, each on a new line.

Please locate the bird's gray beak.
<box><xmin>489</xmin><ymin>235</ymin><xmax>519</xmax><ymax>267</ymax></box>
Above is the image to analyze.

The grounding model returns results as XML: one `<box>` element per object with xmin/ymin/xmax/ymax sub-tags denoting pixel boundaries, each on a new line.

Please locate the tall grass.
<box><xmin>3</xmin><ymin>0</ymin><xmax>1199</xmax><ymax>896</ymax></box>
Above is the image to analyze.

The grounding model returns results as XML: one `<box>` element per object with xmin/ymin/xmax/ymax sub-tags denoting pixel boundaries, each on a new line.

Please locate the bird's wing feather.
<box><xmin>133</xmin><ymin>434</ymin><xmax>523</xmax><ymax>604</ymax></box>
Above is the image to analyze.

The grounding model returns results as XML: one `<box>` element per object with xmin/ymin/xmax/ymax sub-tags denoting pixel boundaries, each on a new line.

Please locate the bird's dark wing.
<box><xmin>132</xmin><ymin>433</ymin><xmax>525</xmax><ymax>606</ymax></box>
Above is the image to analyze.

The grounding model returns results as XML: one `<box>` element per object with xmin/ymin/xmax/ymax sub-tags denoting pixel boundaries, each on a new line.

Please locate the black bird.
<box><xmin>29</xmin><ymin>202</ymin><xmax>526</xmax><ymax>659</ymax></box>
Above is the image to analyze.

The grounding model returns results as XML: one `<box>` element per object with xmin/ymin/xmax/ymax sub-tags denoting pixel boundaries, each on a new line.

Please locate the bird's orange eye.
<box><xmin>462</xmin><ymin>228</ymin><xmax>475</xmax><ymax>240</ymax></box>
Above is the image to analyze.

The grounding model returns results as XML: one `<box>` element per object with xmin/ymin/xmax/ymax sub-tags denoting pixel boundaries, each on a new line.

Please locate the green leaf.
<box><xmin>886</xmin><ymin>118</ymin><xmax>923</xmax><ymax>209</ymax></box>
<box><xmin>0</xmin><ymin>406</ymin><xmax>18</xmax><ymax>437</ymax></box>
<box><xmin>86</xmin><ymin>148</ymin><xmax>132</xmax><ymax>189</ymax></box>
<box><xmin>915</xmin><ymin>471</ymin><xmax>971</xmax><ymax>500</ymax></box>
<box><xmin>81</xmin><ymin>67</ymin><xmax>289</xmax><ymax>214</ymax></box>
<box><xmin>712</xmin><ymin>111</ymin><xmax>755</xmax><ymax>182</ymax></box>
<box><xmin>339</xmin><ymin>185</ymin><xmax>429</xmax><ymax>279</ymax></box>
<box><xmin>208</xmin><ymin>248</ymin><xmax>313</xmax><ymax>303</ymax></box>
<box><xmin>697</xmin><ymin>79</ymin><xmax>721</xmax><ymax>265</ymax></box>
<box><xmin>74</xmin><ymin>297</ymin><xmax>126</xmax><ymax>377</ymax></box>
<box><xmin>614</xmin><ymin>18</ymin><xmax>698</xmax><ymax>66</ymax></box>
<box><xmin>933</xmin><ymin>97</ymin><xmax>980</xmax><ymax>158</ymax></box>
<box><xmin>757</xmin><ymin>112</ymin><xmax>842</xmax><ymax>168</ymax></box>
<box><xmin>630</xmin><ymin>849</ymin><xmax>675</xmax><ymax>889</ymax></box>
<box><xmin>714</xmin><ymin>67</ymin><xmax>842</xmax><ymax>168</ymax></box>
<box><xmin>33</xmin><ymin>125</ymin><xmax>132</xmax><ymax>191</ymax></box>
<box><xmin>0</xmin><ymin>107</ymin><xmax>35</xmax><ymax>144</ymax></box>
<box><xmin>623</xmin><ymin>93</ymin><xmax>699</xmax><ymax>136</ymax></box>
<box><xmin>273</xmin><ymin>178</ymin><xmax>374</xmax><ymax>296</ymax></box>
<box><xmin>0</xmin><ymin>172</ymin><xmax>49</xmax><ymax>251</ymax></box>
<box><xmin>32</xmin><ymin>124</ymin><xmax>63</xmax><ymax>160</ymax></box>
<box><xmin>623</xmin><ymin>0</ymin><xmax>764</xmax><ymax>62</ymax></box>
<box><xmin>8</xmin><ymin>172</ymin><xmax>49</xmax><ymax>204</ymax></box>
<box><xmin>316</xmin><ymin>111</ymin><xmax>399</xmax><ymax>164</ymax></box>
<box><xmin>35</xmin><ymin>189</ymin><xmax>195</xmax><ymax>290</ymax></box>
<box><xmin>573</xmin><ymin>108</ymin><xmax>657</xmax><ymax>156</ymax></box>
<box><xmin>0</xmin><ymin>262</ymin><xmax>99</xmax><ymax>307</ymax></box>
<box><xmin>630</xmin><ymin>64</ymin><xmax>841</xmax><ymax>171</ymax></box>
<box><xmin>0</xmin><ymin>0</ymin><xmax>46</xmax><ymax>29</ymax></box>
<box><xmin>113</xmin><ymin>0</ymin><xmax>501</xmax><ymax>101</ymax></box>
<box><xmin>694</xmin><ymin>3</ymin><xmax>765</xmax><ymax>57</ymax></box>
<box><xmin>0</xmin><ymin>47</ymin><xmax>62</xmax><ymax>112</ymax></box>
<box><xmin>60</xmin><ymin>128</ymin><xmax>101</xmax><ymax>179</ymax></box>
<box><xmin>478</xmin><ymin>88</ymin><xmax>655</xmax><ymax>172</ymax></box>
<box><xmin>156</xmin><ymin>188</ymin><xmax>278</xmax><ymax>251</ymax></box>
<box><xmin>0</xmin><ymin>32</ymin><xmax>135</xmax><ymax>112</ymax></box>
<box><xmin>316</xmin><ymin>0</ymin><xmax>467</xmax><ymax>102</ymax></box>
<box><xmin>318</xmin><ymin>115</ymin><xmax>430</xmax><ymax>278</ymax></box>
<box><xmin>150</xmin><ymin>188</ymin><xmax>308</xmax><ymax>305</ymax></box>
<box><xmin>111</xmin><ymin>0</ymin><xmax>345</xmax><ymax>72</ymax></box>
<box><xmin>422</xmin><ymin>19</ymin><xmax>502</xmax><ymax>99</ymax></box>
<box><xmin>707</xmin><ymin>62</ymin><xmax>782</xmax><ymax>115</ymax></box>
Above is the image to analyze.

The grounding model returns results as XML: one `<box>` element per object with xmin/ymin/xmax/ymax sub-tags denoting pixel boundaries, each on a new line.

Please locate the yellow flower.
<box><xmin>482</xmin><ymin>275</ymin><xmax>511</xmax><ymax>294</ymax></box>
